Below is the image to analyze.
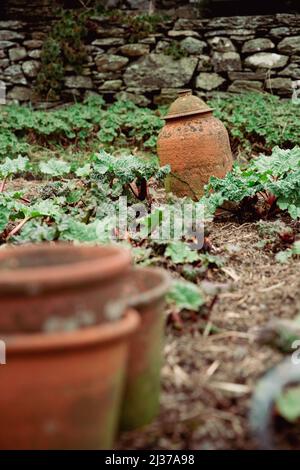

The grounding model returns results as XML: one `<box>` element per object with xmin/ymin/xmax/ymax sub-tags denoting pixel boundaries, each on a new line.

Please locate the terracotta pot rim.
<box><xmin>164</xmin><ymin>108</ymin><xmax>214</xmax><ymax>120</ymax></box>
<box><xmin>4</xmin><ymin>309</ymin><xmax>140</xmax><ymax>354</ymax></box>
<box><xmin>128</xmin><ymin>267</ymin><xmax>170</xmax><ymax>308</ymax></box>
<box><xmin>0</xmin><ymin>243</ymin><xmax>132</xmax><ymax>294</ymax></box>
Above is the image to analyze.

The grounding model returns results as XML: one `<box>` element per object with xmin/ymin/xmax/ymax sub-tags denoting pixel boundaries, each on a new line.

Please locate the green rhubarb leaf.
<box><xmin>0</xmin><ymin>205</ymin><xmax>10</xmax><ymax>232</ymax></box>
<box><xmin>0</xmin><ymin>155</ymin><xmax>29</xmax><ymax>178</ymax></box>
<box><xmin>165</xmin><ymin>241</ymin><xmax>200</xmax><ymax>264</ymax></box>
<box><xmin>39</xmin><ymin>158</ymin><xmax>71</xmax><ymax>177</ymax></box>
<box><xmin>75</xmin><ymin>163</ymin><xmax>91</xmax><ymax>177</ymax></box>
<box><xmin>167</xmin><ymin>280</ymin><xmax>205</xmax><ymax>311</ymax></box>
<box><xmin>275</xmin><ymin>250</ymin><xmax>293</xmax><ymax>264</ymax></box>
<box><xmin>276</xmin><ymin>386</ymin><xmax>300</xmax><ymax>423</ymax></box>
<box><xmin>20</xmin><ymin>200</ymin><xmax>63</xmax><ymax>220</ymax></box>
<box><xmin>292</xmin><ymin>241</ymin><xmax>300</xmax><ymax>255</ymax></box>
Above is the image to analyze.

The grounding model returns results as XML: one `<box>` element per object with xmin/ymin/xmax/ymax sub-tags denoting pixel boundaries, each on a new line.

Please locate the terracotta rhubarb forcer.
<box><xmin>157</xmin><ymin>90</ymin><xmax>233</xmax><ymax>199</ymax></box>
<box><xmin>0</xmin><ymin>243</ymin><xmax>132</xmax><ymax>333</ymax></box>
<box><xmin>118</xmin><ymin>267</ymin><xmax>170</xmax><ymax>431</ymax></box>
<box><xmin>0</xmin><ymin>309</ymin><xmax>140</xmax><ymax>450</ymax></box>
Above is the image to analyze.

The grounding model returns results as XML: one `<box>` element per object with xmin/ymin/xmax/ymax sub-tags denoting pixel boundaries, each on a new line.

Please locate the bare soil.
<box><xmin>118</xmin><ymin>221</ymin><xmax>300</xmax><ymax>450</ymax></box>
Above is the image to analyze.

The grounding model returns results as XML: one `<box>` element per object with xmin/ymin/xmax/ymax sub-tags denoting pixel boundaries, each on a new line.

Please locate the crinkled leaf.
<box><xmin>165</xmin><ymin>241</ymin><xmax>200</xmax><ymax>264</ymax></box>
<box><xmin>276</xmin><ymin>386</ymin><xmax>300</xmax><ymax>423</ymax></box>
<box><xmin>167</xmin><ymin>280</ymin><xmax>205</xmax><ymax>311</ymax></box>
<box><xmin>0</xmin><ymin>155</ymin><xmax>29</xmax><ymax>178</ymax></box>
<box><xmin>75</xmin><ymin>163</ymin><xmax>91</xmax><ymax>177</ymax></box>
<box><xmin>39</xmin><ymin>158</ymin><xmax>71</xmax><ymax>177</ymax></box>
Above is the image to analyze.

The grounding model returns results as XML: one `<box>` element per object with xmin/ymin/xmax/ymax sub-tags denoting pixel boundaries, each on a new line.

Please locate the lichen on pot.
<box><xmin>0</xmin><ymin>243</ymin><xmax>132</xmax><ymax>333</ymax></box>
<box><xmin>0</xmin><ymin>308</ymin><xmax>140</xmax><ymax>450</ymax></box>
<box><xmin>157</xmin><ymin>89</ymin><xmax>233</xmax><ymax>199</ymax></box>
<box><xmin>117</xmin><ymin>266</ymin><xmax>170</xmax><ymax>431</ymax></box>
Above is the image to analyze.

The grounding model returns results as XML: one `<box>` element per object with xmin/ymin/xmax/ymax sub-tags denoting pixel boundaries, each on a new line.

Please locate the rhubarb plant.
<box><xmin>201</xmin><ymin>147</ymin><xmax>300</xmax><ymax>220</ymax></box>
<box><xmin>0</xmin><ymin>151</ymin><xmax>170</xmax><ymax>243</ymax></box>
<box><xmin>276</xmin><ymin>241</ymin><xmax>300</xmax><ymax>264</ymax></box>
<box><xmin>0</xmin><ymin>156</ymin><xmax>29</xmax><ymax>192</ymax></box>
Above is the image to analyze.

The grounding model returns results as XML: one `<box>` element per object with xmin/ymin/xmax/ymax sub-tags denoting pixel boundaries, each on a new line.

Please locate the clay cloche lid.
<box><xmin>164</xmin><ymin>89</ymin><xmax>213</xmax><ymax>120</ymax></box>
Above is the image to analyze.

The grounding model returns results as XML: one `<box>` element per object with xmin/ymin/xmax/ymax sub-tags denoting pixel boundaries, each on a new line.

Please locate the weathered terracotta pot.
<box><xmin>0</xmin><ymin>243</ymin><xmax>132</xmax><ymax>333</ymax></box>
<box><xmin>157</xmin><ymin>89</ymin><xmax>233</xmax><ymax>199</ymax></box>
<box><xmin>118</xmin><ymin>267</ymin><xmax>170</xmax><ymax>431</ymax></box>
<box><xmin>0</xmin><ymin>309</ymin><xmax>140</xmax><ymax>450</ymax></box>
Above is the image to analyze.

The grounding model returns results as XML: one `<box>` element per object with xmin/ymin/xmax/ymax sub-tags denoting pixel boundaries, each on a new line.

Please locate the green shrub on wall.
<box><xmin>164</xmin><ymin>41</ymin><xmax>189</xmax><ymax>60</ymax></box>
<box><xmin>35</xmin><ymin>7</ymin><xmax>167</xmax><ymax>99</ymax></box>
<box><xmin>107</xmin><ymin>10</ymin><xmax>167</xmax><ymax>43</ymax></box>
<box><xmin>36</xmin><ymin>10</ymin><xmax>88</xmax><ymax>100</ymax></box>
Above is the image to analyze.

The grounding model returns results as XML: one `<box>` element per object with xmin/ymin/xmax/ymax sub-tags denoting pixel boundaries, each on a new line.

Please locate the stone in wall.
<box><xmin>276</xmin><ymin>14</ymin><xmax>300</xmax><ymax>27</ymax></box>
<box><xmin>0</xmin><ymin>21</ymin><xmax>24</xmax><ymax>30</ymax></box>
<box><xmin>228</xmin><ymin>71</ymin><xmax>273</xmax><ymax>80</ymax></box>
<box><xmin>92</xmin><ymin>38</ymin><xmax>125</xmax><ymax>47</ymax></box>
<box><xmin>118</xmin><ymin>44</ymin><xmax>150</xmax><ymax>57</ymax></box>
<box><xmin>0</xmin><ymin>41</ymin><xmax>15</xmax><ymax>49</ymax></box>
<box><xmin>278</xmin><ymin>36</ymin><xmax>300</xmax><ymax>55</ymax></box>
<box><xmin>93</xmin><ymin>72</ymin><xmax>121</xmax><ymax>83</ymax></box>
<box><xmin>265</xmin><ymin>77</ymin><xmax>293</xmax><ymax>95</ymax></box>
<box><xmin>245</xmin><ymin>52</ymin><xmax>289</xmax><ymax>69</ymax></box>
<box><xmin>230</xmin><ymin>32</ymin><xmax>255</xmax><ymax>42</ymax></box>
<box><xmin>115</xmin><ymin>90</ymin><xmax>150</xmax><ymax>106</ymax></box>
<box><xmin>180</xmin><ymin>37</ymin><xmax>207</xmax><ymax>55</ymax></box>
<box><xmin>205</xmin><ymin>29</ymin><xmax>255</xmax><ymax>39</ymax></box>
<box><xmin>153</xmin><ymin>88</ymin><xmax>187</xmax><ymax>106</ymax></box>
<box><xmin>196</xmin><ymin>72</ymin><xmax>225</xmax><ymax>91</ymax></box>
<box><xmin>7</xmin><ymin>86</ymin><xmax>33</xmax><ymax>101</ymax></box>
<box><xmin>0</xmin><ymin>30</ymin><xmax>24</xmax><ymax>41</ymax></box>
<box><xmin>168</xmin><ymin>30</ymin><xmax>200</xmax><ymax>38</ymax></box>
<box><xmin>65</xmin><ymin>76</ymin><xmax>93</xmax><ymax>89</ymax></box>
<box><xmin>9</xmin><ymin>47</ymin><xmax>27</xmax><ymax>62</ymax></box>
<box><xmin>208</xmin><ymin>37</ymin><xmax>235</xmax><ymax>52</ymax></box>
<box><xmin>140</xmin><ymin>36</ymin><xmax>156</xmax><ymax>45</ymax></box>
<box><xmin>212</xmin><ymin>52</ymin><xmax>242</xmax><ymax>72</ymax></box>
<box><xmin>173</xmin><ymin>19</ymin><xmax>205</xmax><ymax>31</ymax></box>
<box><xmin>242</xmin><ymin>38</ymin><xmax>275</xmax><ymax>53</ymax></box>
<box><xmin>206</xmin><ymin>15</ymin><xmax>275</xmax><ymax>30</ymax></box>
<box><xmin>22</xmin><ymin>60</ymin><xmax>40</xmax><ymax>78</ymax></box>
<box><xmin>23</xmin><ymin>40</ymin><xmax>43</xmax><ymax>49</ymax></box>
<box><xmin>269</xmin><ymin>27</ymin><xmax>290</xmax><ymax>38</ymax></box>
<box><xmin>28</xmin><ymin>50</ymin><xmax>42</xmax><ymax>59</ymax></box>
<box><xmin>0</xmin><ymin>59</ymin><xmax>9</xmax><ymax>69</ymax></box>
<box><xmin>228</xmin><ymin>80</ymin><xmax>263</xmax><ymax>93</ymax></box>
<box><xmin>99</xmin><ymin>79</ymin><xmax>123</xmax><ymax>91</ymax></box>
<box><xmin>124</xmin><ymin>54</ymin><xmax>198</xmax><ymax>90</ymax></box>
<box><xmin>93</xmin><ymin>27</ymin><xmax>125</xmax><ymax>38</ymax></box>
<box><xmin>4</xmin><ymin>64</ymin><xmax>27</xmax><ymax>85</ymax></box>
<box><xmin>31</xmin><ymin>32</ymin><xmax>46</xmax><ymax>40</ymax></box>
<box><xmin>95</xmin><ymin>54</ymin><xmax>129</xmax><ymax>72</ymax></box>
<box><xmin>279</xmin><ymin>63</ymin><xmax>300</xmax><ymax>79</ymax></box>
<box><xmin>155</xmin><ymin>40</ymin><xmax>170</xmax><ymax>53</ymax></box>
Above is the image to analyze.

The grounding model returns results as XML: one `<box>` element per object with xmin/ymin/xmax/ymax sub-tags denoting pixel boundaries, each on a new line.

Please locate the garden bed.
<box><xmin>118</xmin><ymin>221</ymin><xmax>300</xmax><ymax>450</ymax></box>
<box><xmin>0</xmin><ymin>92</ymin><xmax>299</xmax><ymax>449</ymax></box>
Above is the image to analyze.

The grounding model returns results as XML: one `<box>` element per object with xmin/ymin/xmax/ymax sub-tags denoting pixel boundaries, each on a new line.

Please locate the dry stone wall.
<box><xmin>0</xmin><ymin>13</ymin><xmax>299</xmax><ymax>107</ymax></box>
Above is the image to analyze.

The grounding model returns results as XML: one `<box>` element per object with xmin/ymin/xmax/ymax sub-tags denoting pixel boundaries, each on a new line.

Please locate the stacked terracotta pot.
<box><xmin>0</xmin><ymin>244</ymin><xmax>169</xmax><ymax>449</ymax></box>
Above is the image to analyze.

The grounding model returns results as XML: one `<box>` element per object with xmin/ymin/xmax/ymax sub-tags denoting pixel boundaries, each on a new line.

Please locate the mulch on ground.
<box><xmin>118</xmin><ymin>221</ymin><xmax>300</xmax><ymax>450</ymax></box>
